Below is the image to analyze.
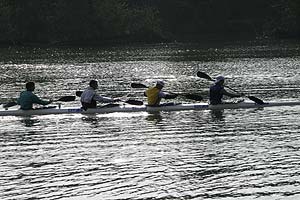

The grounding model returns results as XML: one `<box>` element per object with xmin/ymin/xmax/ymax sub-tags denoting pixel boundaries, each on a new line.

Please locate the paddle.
<box><xmin>75</xmin><ymin>91</ymin><xmax>143</xmax><ymax>106</ymax></box>
<box><xmin>130</xmin><ymin>83</ymin><xmax>203</xmax><ymax>101</ymax></box>
<box><xmin>196</xmin><ymin>71</ymin><xmax>265</xmax><ymax>105</ymax></box>
<box><xmin>2</xmin><ymin>101</ymin><xmax>17</xmax><ymax>108</ymax></box>
<box><xmin>55</xmin><ymin>96</ymin><xmax>76</xmax><ymax>102</ymax></box>
<box><xmin>2</xmin><ymin>95</ymin><xmax>77</xmax><ymax>109</ymax></box>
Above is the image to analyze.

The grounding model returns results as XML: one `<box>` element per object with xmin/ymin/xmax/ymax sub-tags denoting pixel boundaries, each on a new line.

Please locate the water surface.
<box><xmin>1</xmin><ymin>42</ymin><xmax>300</xmax><ymax>200</ymax></box>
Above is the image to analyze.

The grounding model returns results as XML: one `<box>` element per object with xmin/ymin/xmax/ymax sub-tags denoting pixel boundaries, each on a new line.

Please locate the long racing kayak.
<box><xmin>1</xmin><ymin>101</ymin><xmax>300</xmax><ymax>116</ymax></box>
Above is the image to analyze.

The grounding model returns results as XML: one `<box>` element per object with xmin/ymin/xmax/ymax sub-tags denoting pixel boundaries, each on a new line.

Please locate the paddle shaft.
<box><xmin>55</xmin><ymin>96</ymin><xmax>76</xmax><ymax>102</ymax></box>
<box><xmin>75</xmin><ymin>91</ymin><xmax>143</xmax><ymax>105</ymax></box>
<box><xmin>197</xmin><ymin>71</ymin><xmax>247</xmax><ymax>94</ymax></box>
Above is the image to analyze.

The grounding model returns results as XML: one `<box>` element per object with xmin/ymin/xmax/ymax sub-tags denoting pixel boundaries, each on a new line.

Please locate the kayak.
<box><xmin>1</xmin><ymin>101</ymin><xmax>300</xmax><ymax>116</ymax></box>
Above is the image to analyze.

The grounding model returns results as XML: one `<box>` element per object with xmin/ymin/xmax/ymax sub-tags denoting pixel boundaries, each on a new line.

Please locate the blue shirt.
<box><xmin>17</xmin><ymin>91</ymin><xmax>50</xmax><ymax>110</ymax></box>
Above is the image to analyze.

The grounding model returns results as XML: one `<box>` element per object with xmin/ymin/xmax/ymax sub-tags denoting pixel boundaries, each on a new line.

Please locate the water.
<box><xmin>1</xmin><ymin>42</ymin><xmax>300</xmax><ymax>200</ymax></box>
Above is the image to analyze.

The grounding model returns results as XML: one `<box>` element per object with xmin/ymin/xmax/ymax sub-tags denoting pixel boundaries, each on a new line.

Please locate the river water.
<box><xmin>1</xmin><ymin>42</ymin><xmax>300</xmax><ymax>200</ymax></box>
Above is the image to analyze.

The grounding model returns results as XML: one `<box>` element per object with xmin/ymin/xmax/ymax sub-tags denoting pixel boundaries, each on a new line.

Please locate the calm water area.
<box><xmin>1</xmin><ymin>41</ymin><xmax>300</xmax><ymax>200</ymax></box>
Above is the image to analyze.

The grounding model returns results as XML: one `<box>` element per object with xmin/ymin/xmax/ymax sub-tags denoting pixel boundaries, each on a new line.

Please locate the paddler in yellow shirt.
<box><xmin>145</xmin><ymin>81</ymin><xmax>176</xmax><ymax>106</ymax></box>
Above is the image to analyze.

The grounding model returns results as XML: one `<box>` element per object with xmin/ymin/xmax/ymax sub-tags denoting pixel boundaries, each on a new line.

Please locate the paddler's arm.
<box><xmin>93</xmin><ymin>94</ymin><xmax>117</xmax><ymax>103</ymax></box>
<box><xmin>32</xmin><ymin>94</ymin><xmax>52</xmax><ymax>105</ymax></box>
<box><xmin>222</xmin><ymin>88</ymin><xmax>243</xmax><ymax>98</ymax></box>
<box><xmin>160</xmin><ymin>91</ymin><xmax>177</xmax><ymax>99</ymax></box>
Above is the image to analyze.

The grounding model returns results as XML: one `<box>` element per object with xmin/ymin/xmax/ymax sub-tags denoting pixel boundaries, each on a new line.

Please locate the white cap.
<box><xmin>215</xmin><ymin>76</ymin><xmax>225</xmax><ymax>83</ymax></box>
<box><xmin>156</xmin><ymin>80</ymin><xmax>165</xmax><ymax>87</ymax></box>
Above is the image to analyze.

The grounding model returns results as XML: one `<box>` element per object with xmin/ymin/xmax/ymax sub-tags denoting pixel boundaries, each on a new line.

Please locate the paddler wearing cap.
<box><xmin>145</xmin><ymin>81</ymin><xmax>173</xmax><ymax>106</ymax></box>
<box><xmin>209</xmin><ymin>76</ymin><xmax>244</xmax><ymax>105</ymax></box>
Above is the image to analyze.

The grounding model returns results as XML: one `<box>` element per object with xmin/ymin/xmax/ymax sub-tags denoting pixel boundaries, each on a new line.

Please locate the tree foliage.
<box><xmin>263</xmin><ymin>0</ymin><xmax>300</xmax><ymax>38</ymax></box>
<box><xmin>0</xmin><ymin>0</ymin><xmax>300</xmax><ymax>45</ymax></box>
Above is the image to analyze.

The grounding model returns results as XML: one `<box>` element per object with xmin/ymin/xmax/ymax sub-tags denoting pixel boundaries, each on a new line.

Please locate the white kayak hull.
<box><xmin>1</xmin><ymin>101</ymin><xmax>300</xmax><ymax>116</ymax></box>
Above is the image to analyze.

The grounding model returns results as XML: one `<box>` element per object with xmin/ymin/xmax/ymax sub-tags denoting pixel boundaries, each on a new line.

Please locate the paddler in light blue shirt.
<box><xmin>17</xmin><ymin>82</ymin><xmax>52</xmax><ymax>110</ymax></box>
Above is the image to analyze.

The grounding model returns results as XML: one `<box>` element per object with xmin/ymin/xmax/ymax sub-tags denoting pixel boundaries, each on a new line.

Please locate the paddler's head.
<box><xmin>26</xmin><ymin>82</ymin><xmax>35</xmax><ymax>91</ymax></box>
<box><xmin>89</xmin><ymin>80</ymin><xmax>98</xmax><ymax>90</ymax></box>
<box><xmin>155</xmin><ymin>80</ymin><xmax>165</xmax><ymax>89</ymax></box>
<box><xmin>215</xmin><ymin>76</ymin><xmax>225</xmax><ymax>85</ymax></box>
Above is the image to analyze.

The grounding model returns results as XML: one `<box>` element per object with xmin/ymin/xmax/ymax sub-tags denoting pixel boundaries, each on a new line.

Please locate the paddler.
<box><xmin>144</xmin><ymin>81</ymin><xmax>176</xmax><ymax>106</ymax></box>
<box><xmin>80</xmin><ymin>80</ymin><xmax>119</xmax><ymax>110</ymax></box>
<box><xmin>209</xmin><ymin>76</ymin><xmax>244</xmax><ymax>105</ymax></box>
<box><xmin>17</xmin><ymin>82</ymin><xmax>52</xmax><ymax>110</ymax></box>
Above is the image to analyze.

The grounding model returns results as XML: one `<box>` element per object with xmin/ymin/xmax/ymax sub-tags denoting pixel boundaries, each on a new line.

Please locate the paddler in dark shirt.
<box><xmin>209</xmin><ymin>76</ymin><xmax>243</xmax><ymax>105</ymax></box>
<box><xmin>17</xmin><ymin>82</ymin><xmax>52</xmax><ymax>110</ymax></box>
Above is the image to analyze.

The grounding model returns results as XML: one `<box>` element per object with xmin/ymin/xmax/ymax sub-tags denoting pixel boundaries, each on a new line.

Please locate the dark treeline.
<box><xmin>0</xmin><ymin>0</ymin><xmax>300</xmax><ymax>46</ymax></box>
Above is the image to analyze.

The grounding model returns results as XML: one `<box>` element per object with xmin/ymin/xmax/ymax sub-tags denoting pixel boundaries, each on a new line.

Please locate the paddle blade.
<box><xmin>100</xmin><ymin>103</ymin><xmax>120</xmax><ymax>108</ymax></box>
<box><xmin>57</xmin><ymin>96</ymin><xmax>76</xmax><ymax>102</ymax></box>
<box><xmin>131</xmin><ymin>83</ymin><xmax>148</xmax><ymax>88</ymax></box>
<box><xmin>76</xmin><ymin>91</ymin><xmax>83</xmax><ymax>97</ymax></box>
<box><xmin>197</xmin><ymin>71</ymin><xmax>214</xmax><ymax>81</ymax></box>
<box><xmin>3</xmin><ymin>101</ymin><xmax>17</xmax><ymax>108</ymax></box>
<box><xmin>125</xmin><ymin>99</ymin><xmax>143</xmax><ymax>105</ymax></box>
<box><xmin>183</xmin><ymin>94</ymin><xmax>203</xmax><ymax>101</ymax></box>
<box><xmin>248</xmin><ymin>96</ymin><xmax>265</xmax><ymax>105</ymax></box>
<box><xmin>164</xmin><ymin>93</ymin><xmax>178</xmax><ymax>99</ymax></box>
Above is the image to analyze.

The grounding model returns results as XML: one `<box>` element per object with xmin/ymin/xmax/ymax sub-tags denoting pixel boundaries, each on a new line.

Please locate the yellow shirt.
<box><xmin>145</xmin><ymin>87</ymin><xmax>162</xmax><ymax>106</ymax></box>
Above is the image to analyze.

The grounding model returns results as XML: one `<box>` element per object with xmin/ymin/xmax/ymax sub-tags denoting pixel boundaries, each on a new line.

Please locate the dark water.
<box><xmin>1</xmin><ymin>42</ymin><xmax>300</xmax><ymax>200</ymax></box>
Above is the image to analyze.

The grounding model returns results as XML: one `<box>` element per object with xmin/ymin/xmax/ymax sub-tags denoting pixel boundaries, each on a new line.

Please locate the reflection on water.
<box><xmin>210</xmin><ymin>110</ymin><xmax>225</xmax><ymax>121</ymax></box>
<box><xmin>145</xmin><ymin>112</ymin><xmax>163</xmax><ymax>123</ymax></box>
<box><xmin>20</xmin><ymin>117</ymin><xmax>40</xmax><ymax>127</ymax></box>
<box><xmin>81</xmin><ymin>115</ymin><xmax>99</xmax><ymax>122</ymax></box>
<box><xmin>1</xmin><ymin>43</ymin><xmax>300</xmax><ymax>200</ymax></box>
